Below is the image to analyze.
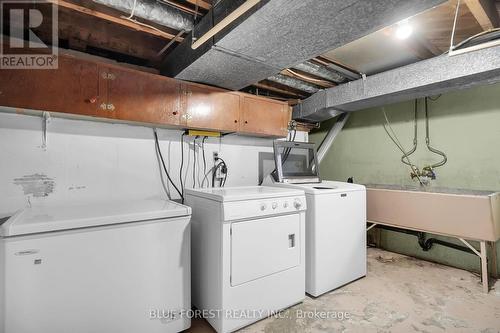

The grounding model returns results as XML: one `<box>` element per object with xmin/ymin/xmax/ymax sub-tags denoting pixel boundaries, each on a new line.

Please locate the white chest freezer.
<box><xmin>0</xmin><ymin>199</ymin><xmax>191</xmax><ymax>333</ymax></box>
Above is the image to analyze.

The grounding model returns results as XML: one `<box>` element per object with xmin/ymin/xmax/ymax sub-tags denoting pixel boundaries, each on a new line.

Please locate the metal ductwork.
<box><xmin>161</xmin><ymin>0</ymin><xmax>446</xmax><ymax>90</ymax></box>
<box><xmin>92</xmin><ymin>0</ymin><xmax>194</xmax><ymax>31</ymax></box>
<box><xmin>292</xmin><ymin>61</ymin><xmax>345</xmax><ymax>84</ymax></box>
<box><xmin>267</xmin><ymin>74</ymin><xmax>321</xmax><ymax>94</ymax></box>
<box><xmin>293</xmin><ymin>45</ymin><xmax>500</xmax><ymax>122</ymax></box>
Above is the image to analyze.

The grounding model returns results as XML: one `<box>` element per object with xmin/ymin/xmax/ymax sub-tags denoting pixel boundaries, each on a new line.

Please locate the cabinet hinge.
<box><xmin>101</xmin><ymin>72</ymin><xmax>116</xmax><ymax>80</ymax></box>
<box><xmin>101</xmin><ymin>103</ymin><xmax>115</xmax><ymax>111</ymax></box>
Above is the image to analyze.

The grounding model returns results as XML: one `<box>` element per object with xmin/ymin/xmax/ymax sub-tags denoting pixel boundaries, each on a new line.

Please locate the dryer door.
<box><xmin>230</xmin><ymin>214</ymin><xmax>301</xmax><ymax>286</ymax></box>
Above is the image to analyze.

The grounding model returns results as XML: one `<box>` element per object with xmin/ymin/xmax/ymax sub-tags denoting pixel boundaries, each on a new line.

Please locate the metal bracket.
<box><xmin>316</xmin><ymin>112</ymin><xmax>350</xmax><ymax>165</ymax></box>
<box><xmin>100</xmin><ymin>103</ymin><xmax>115</xmax><ymax>111</ymax></box>
<box><xmin>458</xmin><ymin>238</ymin><xmax>489</xmax><ymax>293</ymax></box>
<box><xmin>41</xmin><ymin>111</ymin><xmax>51</xmax><ymax>150</ymax></box>
<box><xmin>101</xmin><ymin>72</ymin><xmax>115</xmax><ymax>80</ymax></box>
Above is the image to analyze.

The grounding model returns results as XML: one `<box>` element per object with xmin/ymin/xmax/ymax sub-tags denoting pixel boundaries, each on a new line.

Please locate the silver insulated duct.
<box><xmin>293</xmin><ymin>45</ymin><xmax>500</xmax><ymax>122</ymax></box>
<box><xmin>92</xmin><ymin>0</ymin><xmax>194</xmax><ymax>32</ymax></box>
<box><xmin>161</xmin><ymin>0</ymin><xmax>446</xmax><ymax>90</ymax></box>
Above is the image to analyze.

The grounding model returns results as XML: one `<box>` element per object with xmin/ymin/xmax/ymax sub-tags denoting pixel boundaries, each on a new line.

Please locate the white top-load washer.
<box><xmin>270</xmin><ymin>141</ymin><xmax>366</xmax><ymax>297</ymax></box>
<box><xmin>185</xmin><ymin>186</ymin><xmax>306</xmax><ymax>333</ymax></box>
<box><xmin>0</xmin><ymin>199</ymin><xmax>191</xmax><ymax>333</ymax></box>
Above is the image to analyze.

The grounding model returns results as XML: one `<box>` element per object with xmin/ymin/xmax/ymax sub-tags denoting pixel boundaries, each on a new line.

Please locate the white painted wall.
<box><xmin>0</xmin><ymin>110</ymin><xmax>306</xmax><ymax>217</ymax></box>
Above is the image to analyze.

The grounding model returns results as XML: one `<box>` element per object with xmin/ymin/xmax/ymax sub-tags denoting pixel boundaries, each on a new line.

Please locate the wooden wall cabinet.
<box><xmin>0</xmin><ymin>54</ymin><xmax>291</xmax><ymax>137</ymax></box>
<box><xmin>0</xmin><ymin>57</ymin><xmax>102</xmax><ymax>117</ymax></box>
<box><xmin>102</xmin><ymin>66</ymin><xmax>182</xmax><ymax>126</ymax></box>
<box><xmin>183</xmin><ymin>83</ymin><xmax>241</xmax><ymax>132</ymax></box>
<box><xmin>239</xmin><ymin>94</ymin><xmax>291</xmax><ymax>137</ymax></box>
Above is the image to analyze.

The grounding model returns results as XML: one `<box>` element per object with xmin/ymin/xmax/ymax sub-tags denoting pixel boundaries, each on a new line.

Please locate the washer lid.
<box><xmin>1</xmin><ymin>199</ymin><xmax>191</xmax><ymax>237</ymax></box>
<box><xmin>184</xmin><ymin>186</ymin><xmax>304</xmax><ymax>202</ymax></box>
<box><xmin>274</xmin><ymin>180</ymin><xmax>365</xmax><ymax>195</ymax></box>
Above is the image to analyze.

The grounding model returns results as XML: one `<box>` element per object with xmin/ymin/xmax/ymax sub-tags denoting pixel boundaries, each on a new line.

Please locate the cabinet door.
<box><xmin>240</xmin><ymin>95</ymin><xmax>290</xmax><ymax>137</ymax></box>
<box><xmin>184</xmin><ymin>83</ymin><xmax>240</xmax><ymax>132</ymax></box>
<box><xmin>104</xmin><ymin>67</ymin><xmax>182</xmax><ymax>126</ymax></box>
<box><xmin>0</xmin><ymin>57</ymin><xmax>100</xmax><ymax>116</ymax></box>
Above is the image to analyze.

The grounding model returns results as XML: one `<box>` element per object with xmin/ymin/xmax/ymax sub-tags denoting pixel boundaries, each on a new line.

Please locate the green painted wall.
<box><xmin>309</xmin><ymin>83</ymin><xmax>500</xmax><ymax>276</ymax></box>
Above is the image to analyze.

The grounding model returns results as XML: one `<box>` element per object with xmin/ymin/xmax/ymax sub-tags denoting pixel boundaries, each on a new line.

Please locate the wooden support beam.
<box><xmin>280</xmin><ymin>69</ymin><xmax>335</xmax><ymax>88</ymax></box>
<box><xmin>464</xmin><ymin>0</ymin><xmax>499</xmax><ymax>30</ymax></box>
<box><xmin>185</xmin><ymin>0</ymin><xmax>212</xmax><ymax>10</ymax></box>
<box><xmin>191</xmin><ymin>0</ymin><xmax>261</xmax><ymax>49</ymax></box>
<box><xmin>50</xmin><ymin>0</ymin><xmax>184</xmax><ymax>41</ymax></box>
<box><xmin>253</xmin><ymin>82</ymin><xmax>304</xmax><ymax>98</ymax></box>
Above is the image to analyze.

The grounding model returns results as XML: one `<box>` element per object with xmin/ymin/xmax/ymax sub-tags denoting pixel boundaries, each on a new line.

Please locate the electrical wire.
<box><xmin>218</xmin><ymin>157</ymin><xmax>228</xmax><ymax>187</ymax></box>
<box><xmin>211</xmin><ymin>157</ymin><xmax>228</xmax><ymax>187</ymax></box>
<box><xmin>192</xmin><ymin>136</ymin><xmax>198</xmax><ymax>188</ymax></box>
<box><xmin>212</xmin><ymin>162</ymin><xmax>223</xmax><ymax>187</ymax></box>
<box><xmin>179</xmin><ymin>132</ymin><xmax>185</xmax><ymax>202</ymax></box>
<box><xmin>202</xmin><ymin>136</ymin><xmax>207</xmax><ymax>187</ymax></box>
<box><xmin>153</xmin><ymin>128</ymin><xmax>183</xmax><ymax>201</ymax></box>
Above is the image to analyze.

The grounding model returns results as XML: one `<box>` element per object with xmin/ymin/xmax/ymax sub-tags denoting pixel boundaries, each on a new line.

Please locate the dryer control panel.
<box><xmin>223</xmin><ymin>196</ymin><xmax>306</xmax><ymax>221</ymax></box>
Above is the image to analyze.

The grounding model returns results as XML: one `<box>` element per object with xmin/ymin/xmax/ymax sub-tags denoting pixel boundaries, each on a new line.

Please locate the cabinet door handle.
<box><xmin>86</xmin><ymin>97</ymin><xmax>97</xmax><ymax>104</ymax></box>
<box><xmin>244</xmin><ymin>120</ymin><xmax>248</xmax><ymax>124</ymax></box>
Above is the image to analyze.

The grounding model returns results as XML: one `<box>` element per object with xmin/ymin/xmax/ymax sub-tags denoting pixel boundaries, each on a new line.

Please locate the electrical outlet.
<box><xmin>213</xmin><ymin>152</ymin><xmax>223</xmax><ymax>179</ymax></box>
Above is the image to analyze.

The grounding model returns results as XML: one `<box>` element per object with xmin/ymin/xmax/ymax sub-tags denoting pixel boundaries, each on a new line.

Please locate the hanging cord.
<box><xmin>201</xmin><ymin>136</ymin><xmax>208</xmax><ymax>187</ymax></box>
<box><xmin>154</xmin><ymin>130</ymin><xmax>171</xmax><ymax>199</ymax></box>
<box><xmin>192</xmin><ymin>136</ymin><xmax>198</xmax><ymax>188</ymax></box>
<box><xmin>382</xmin><ymin>109</ymin><xmax>424</xmax><ymax>186</ymax></box>
<box><xmin>425</xmin><ymin>97</ymin><xmax>447</xmax><ymax>168</ymax></box>
<box><xmin>125</xmin><ymin>0</ymin><xmax>138</xmax><ymax>19</ymax></box>
<box><xmin>153</xmin><ymin>128</ymin><xmax>183</xmax><ymax>201</ymax></box>
<box><xmin>212</xmin><ymin>157</ymin><xmax>228</xmax><ymax>187</ymax></box>
<box><xmin>179</xmin><ymin>132</ymin><xmax>186</xmax><ymax>203</ymax></box>
<box><xmin>401</xmin><ymin>99</ymin><xmax>418</xmax><ymax>166</ymax></box>
<box><xmin>122</xmin><ymin>0</ymin><xmax>176</xmax><ymax>38</ymax></box>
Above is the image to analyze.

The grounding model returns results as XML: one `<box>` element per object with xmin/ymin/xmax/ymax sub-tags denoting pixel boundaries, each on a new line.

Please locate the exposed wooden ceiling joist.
<box><xmin>159</xmin><ymin>0</ymin><xmax>207</xmax><ymax>15</ymax></box>
<box><xmin>252</xmin><ymin>82</ymin><xmax>304</xmax><ymax>99</ymax></box>
<box><xmin>464</xmin><ymin>0</ymin><xmax>500</xmax><ymax>30</ymax></box>
<box><xmin>184</xmin><ymin>0</ymin><xmax>212</xmax><ymax>10</ymax></box>
<box><xmin>280</xmin><ymin>69</ymin><xmax>335</xmax><ymax>88</ymax></box>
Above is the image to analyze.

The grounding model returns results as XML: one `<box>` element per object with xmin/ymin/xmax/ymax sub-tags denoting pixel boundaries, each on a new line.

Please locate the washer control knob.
<box><xmin>293</xmin><ymin>199</ymin><xmax>302</xmax><ymax>209</ymax></box>
<box><xmin>272</xmin><ymin>202</ymin><xmax>278</xmax><ymax>209</ymax></box>
<box><xmin>260</xmin><ymin>203</ymin><xmax>267</xmax><ymax>211</ymax></box>
<box><xmin>283</xmin><ymin>202</ymin><xmax>289</xmax><ymax>208</ymax></box>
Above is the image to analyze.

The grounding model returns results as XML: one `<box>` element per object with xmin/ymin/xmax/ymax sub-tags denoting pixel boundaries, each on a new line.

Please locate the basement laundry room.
<box><xmin>1</xmin><ymin>0</ymin><xmax>500</xmax><ymax>332</ymax></box>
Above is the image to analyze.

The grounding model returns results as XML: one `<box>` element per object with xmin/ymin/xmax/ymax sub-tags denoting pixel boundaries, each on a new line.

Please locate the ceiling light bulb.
<box><xmin>395</xmin><ymin>21</ymin><xmax>413</xmax><ymax>40</ymax></box>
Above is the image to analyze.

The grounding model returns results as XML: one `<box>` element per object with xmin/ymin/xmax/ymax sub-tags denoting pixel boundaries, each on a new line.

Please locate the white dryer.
<box><xmin>271</xmin><ymin>141</ymin><xmax>366</xmax><ymax>297</ymax></box>
<box><xmin>185</xmin><ymin>186</ymin><xmax>306</xmax><ymax>333</ymax></box>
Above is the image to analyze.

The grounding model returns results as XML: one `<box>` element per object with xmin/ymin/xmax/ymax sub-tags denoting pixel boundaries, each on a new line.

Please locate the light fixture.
<box><xmin>395</xmin><ymin>20</ymin><xmax>413</xmax><ymax>40</ymax></box>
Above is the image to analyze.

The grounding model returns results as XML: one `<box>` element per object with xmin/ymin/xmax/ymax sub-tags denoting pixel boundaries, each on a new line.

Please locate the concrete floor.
<box><xmin>188</xmin><ymin>248</ymin><xmax>500</xmax><ymax>333</ymax></box>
